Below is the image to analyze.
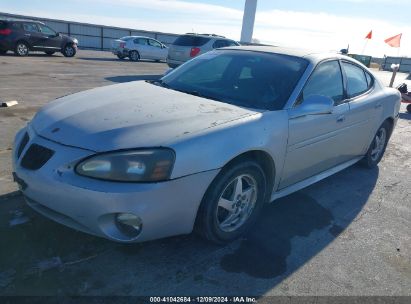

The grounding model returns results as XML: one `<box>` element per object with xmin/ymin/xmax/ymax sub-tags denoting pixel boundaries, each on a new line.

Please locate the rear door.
<box><xmin>280</xmin><ymin>60</ymin><xmax>351</xmax><ymax>188</ymax></box>
<box><xmin>22</xmin><ymin>22</ymin><xmax>43</xmax><ymax>49</ymax></box>
<box><xmin>133</xmin><ymin>37</ymin><xmax>149</xmax><ymax>58</ymax></box>
<box><xmin>340</xmin><ymin>61</ymin><xmax>379</xmax><ymax>156</ymax></box>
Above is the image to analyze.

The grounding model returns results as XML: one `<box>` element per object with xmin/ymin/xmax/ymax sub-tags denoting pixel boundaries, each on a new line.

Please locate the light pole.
<box><xmin>240</xmin><ymin>0</ymin><xmax>258</xmax><ymax>43</ymax></box>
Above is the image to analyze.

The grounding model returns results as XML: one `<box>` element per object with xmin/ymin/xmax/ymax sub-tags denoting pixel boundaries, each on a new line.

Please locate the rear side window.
<box><xmin>0</xmin><ymin>21</ymin><xmax>7</xmax><ymax>29</ymax></box>
<box><xmin>342</xmin><ymin>62</ymin><xmax>369</xmax><ymax>98</ymax></box>
<box><xmin>213</xmin><ymin>40</ymin><xmax>228</xmax><ymax>48</ymax></box>
<box><xmin>11</xmin><ymin>23</ymin><xmax>23</xmax><ymax>30</ymax></box>
<box><xmin>173</xmin><ymin>35</ymin><xmax>210</xmax><ymax>47</ymax></box>
<box><xmin>134</xmin><ymin>38</ymin><xmax>148</xmax><ymax>45</ymax></box>
<box><xmin>23</xmin><ymin>23</ymin><xmax>39</xmax><ymax>33</ymax></box>
<box><xmin>300</xmin><ymin>60</ymin><xmax>344</xmax><ymax>105</ymax></box>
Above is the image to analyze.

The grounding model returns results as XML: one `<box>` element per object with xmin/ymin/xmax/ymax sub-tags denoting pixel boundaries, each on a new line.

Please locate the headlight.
<box><xmin>75</xmin><ymin>149</ymin><xmax>175</xmax><ymax>182</ymax></box>
<box><xmin>73</xmin><ymin>38</ymin><xmax>78</xmax><ymax>45</ymax></box>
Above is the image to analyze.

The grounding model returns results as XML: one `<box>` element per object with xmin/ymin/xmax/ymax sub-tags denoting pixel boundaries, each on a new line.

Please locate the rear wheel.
<box><xmin>62</xmin><ymin>44</ymin><xmax>76</xmax><ymax>57</ymax></box>
<box><xmin>14</xmin><ymin>42</ymin><xmax>29</xmax><ymax>56</ymax></box>
<box><xmin>361</xmin><ymin>121</ymin><xmax>390</xmax><ymax>168</ymax></box>
<box><xmin>45</xmin><ymin>51</ymin><xmax>55</xmax><ymax>56</ymax></box>
<box><xmin>407</xmin><ymin>104</ymin><xmax>411</xmax><ymax>113</ymax></box>
<box><xmin>196</xmin><ymin>161</ymin><xmax>267</xmax><ymax>243</ymax></box>
<box><xmin>0</xmin><ymin>50</ymin><xmax>7</xmax><ymax>55</ymax></box>
<box><xmin>129</xmin><ymin>50</ymin><xmax>140</xmax><ymax>62</ymax></box>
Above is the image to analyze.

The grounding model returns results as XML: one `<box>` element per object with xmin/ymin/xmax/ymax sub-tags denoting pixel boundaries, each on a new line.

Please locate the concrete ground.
<box><xmin>0</xmin><ymin>50</ymin><xmax>410</xmax><ymax>296</ymax></box>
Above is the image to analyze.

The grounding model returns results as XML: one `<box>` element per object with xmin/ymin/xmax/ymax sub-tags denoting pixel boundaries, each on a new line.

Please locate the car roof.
<box><xmin>182</xmin><ymin>33</ymin><xmax>228</xmax><ymax>39</ymax></box>
<box><xmin>0</xmin><ymin>18</ymin><xmax>44</xmax><ymax>24</ymax></box>
<box><xmin>222</xmin><ymin>45</ymin><xmax>362</xmax><ymax>65</ymax></box>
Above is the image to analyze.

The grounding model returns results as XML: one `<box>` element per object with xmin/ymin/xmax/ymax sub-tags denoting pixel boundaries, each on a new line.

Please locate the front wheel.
<box><xmin>14</xmin><ymin>42</ymin><xmax>29</xmax><ymax>56</ymax></box>
<box><xmin>361</xmin><ymin>121</ymin><xmax>390</xmax><ymax>168</ymax></box>
<box><xmin>196</xmin><ymin>161</ymin><xmax>267</xmax><ymax>243</ymax></box>
<box><xmin>407</xmin><ymin>104</ymin><xmax>411</xmax><ymax>113</ymax></box>
<box><xmin>62</xmin><ymin>44</ymin><xmax>76</xmax><ymax>57</ymax></box>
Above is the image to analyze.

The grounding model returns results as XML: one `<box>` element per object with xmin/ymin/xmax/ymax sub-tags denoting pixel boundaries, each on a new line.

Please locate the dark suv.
<box><xmin>0</xmin><ymin>19</ymin><xmax>78</xmax><ymax>57</ymax></box>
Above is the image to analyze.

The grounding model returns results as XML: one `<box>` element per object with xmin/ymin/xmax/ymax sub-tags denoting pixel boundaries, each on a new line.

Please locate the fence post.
<box><xmin>101</xmin><ymin>27</ymin><xmax>104</xmax><ymax>50</ymax></box>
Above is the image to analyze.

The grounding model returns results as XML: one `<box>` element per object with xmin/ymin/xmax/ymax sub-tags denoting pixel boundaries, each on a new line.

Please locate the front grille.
<box><xmin>21</xmin><ymin>144</ymin><xmax>54</xmax><ymax>170</ymax></box>
<box><xmin>17</xmin><ymin>132</ymin><xmax>29</xmax><ymax>158</ymax></box>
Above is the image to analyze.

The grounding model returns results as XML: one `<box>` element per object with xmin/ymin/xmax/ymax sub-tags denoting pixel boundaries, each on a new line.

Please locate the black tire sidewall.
<box><xmin>407</xmin><ymin>104</ymin><xmax>411</xmax><ymax>113</ymax></box>
<box><xmin>197</xmin><ymin>161</ymin><xmax>267</xmax><ymax>243</ymax></box>
<box><xmin>129</xmin><ymin>51</ymin><xmax>139</xmax><ymax>62</ymax></box>
<box><xmin>63</xmin><ymin>45</ymin><xmax>76</xmax><ymax>57</ymax></box>
<box><xmin>15</xmin><ymin>42</ymin><xmax>29</xmax><ymax>56</ymax></box>
<box><xmin>362</xmin><ymin>121</ymin><xmax>390</xmax><ymax>168</ymax></box>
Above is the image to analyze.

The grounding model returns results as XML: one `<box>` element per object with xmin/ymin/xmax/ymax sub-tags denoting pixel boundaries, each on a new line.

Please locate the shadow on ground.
<box><xmin>0</xmin><ymin>164</ymin><xmax>378</xmax><ymax>296</ymax></box>
<box><xmin>105</xmin><ymin>75</ymin><xmax>163</xmax><ymax>83</ymax></box>
<box><xmin>78</xmin><ymin>56</ymin><xmax>165</xmax><ymax>64</ymax></box>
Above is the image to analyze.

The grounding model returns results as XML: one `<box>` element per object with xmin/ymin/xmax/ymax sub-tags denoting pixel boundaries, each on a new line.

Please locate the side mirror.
<box><xmin>289</xmin><ymin>95</ymin><xmax>334</xmax><ymax>119</ymax></box>
<box><xmin>163</xmin><ymin>68</ymin><xmax>173</xmax><ymax>76</ymax></box>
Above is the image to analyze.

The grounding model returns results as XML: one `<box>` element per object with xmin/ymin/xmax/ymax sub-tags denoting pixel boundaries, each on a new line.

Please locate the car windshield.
<box><xmin>161</xmin><ymin>50</ymin><xmax>308</xmax><ymax>110</ymax></box>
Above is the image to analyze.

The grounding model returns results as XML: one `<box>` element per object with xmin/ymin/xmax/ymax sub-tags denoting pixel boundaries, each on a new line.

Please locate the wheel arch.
<box><xmin>219</xmin><ymin>150</ymin><xmax>276</xmax><ymax>202</ymax></box>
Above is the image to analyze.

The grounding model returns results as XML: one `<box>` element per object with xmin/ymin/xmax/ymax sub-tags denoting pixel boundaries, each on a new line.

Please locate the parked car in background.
<box><xmin>0</xmin><ymin>19</ymin><xmax>78</xmax><ymax>57</ymax></box>
<box><xmin>111</xmin><ymin>36</ymin><xmax>168</xmax><ymax>62</ymax></box>
<box><xmin>13</xmin><ymin>47</ymin><xmax>400</xmax><ymax>244</ymax></box>
<box><xmin>167</xmin><ymin>33</ymin><xmax>240</xmax><ymax>68</ymax></box>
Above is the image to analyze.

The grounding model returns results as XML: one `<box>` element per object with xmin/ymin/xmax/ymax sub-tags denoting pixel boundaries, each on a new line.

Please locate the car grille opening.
<box><xmin>21</xmin><ymin>144</ymin><xmax>54</xmax><ymax>170</ymax></box>
<box><xmin>17</xmin><ymin>132</ymin><xmax>29</xmax><ymax>158</ymax></box>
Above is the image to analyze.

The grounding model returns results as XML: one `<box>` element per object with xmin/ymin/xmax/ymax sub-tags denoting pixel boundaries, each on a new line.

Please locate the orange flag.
<box><xmin>365</xmin><ymin>30</ymin><xmax>372</xmax><ymax>39</ymax></box>
<box><xmin>385</xmin><ymin>33</ymin><xmax>402</xmax><ymax>48</ymax></box>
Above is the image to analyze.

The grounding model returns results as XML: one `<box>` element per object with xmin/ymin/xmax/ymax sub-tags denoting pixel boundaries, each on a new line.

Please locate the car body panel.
<box><xmin>0</xmin><ymin>19</ymin><xmax>77</xmax><ymax>53</ymax></box>
<box><xmin>13</xmin><ymin>46</ymin><xmax>401</xmax><ymax>242</ymax></box>
<box><xmin>111</xmin><ymin>36</ymin><xmax>168</xmax><ymax>61</ymax></box>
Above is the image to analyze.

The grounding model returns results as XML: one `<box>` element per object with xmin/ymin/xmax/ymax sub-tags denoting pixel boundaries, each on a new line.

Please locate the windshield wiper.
<box><xmin>176</xmin><ymin>89</ymin><xmax>223</xmax><ymax>102</ymax></box>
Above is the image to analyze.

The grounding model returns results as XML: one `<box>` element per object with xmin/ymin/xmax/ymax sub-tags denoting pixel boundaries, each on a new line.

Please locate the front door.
<box><xmin>279</xmin><ymin>60</ymin><xmax>350</xmax><ymax>189</ymax></box>
<box><xmin>22</xmin><ymin>22</ymin><xmax>43</xmax><ymax>49</ymax></box>
<box><xmin>36</xmin><ymin>24</ymin><xmax>62</xmax><ymax>50</ymax></box>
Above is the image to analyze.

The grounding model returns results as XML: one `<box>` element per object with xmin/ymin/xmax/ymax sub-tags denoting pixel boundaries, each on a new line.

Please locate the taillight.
<box><xmin>0</xmin><ymin>28</ymin><xmax>12</xmax><ymax>35</ymax></box>
<box><xmin>190</xmin><ymin>47</ymin><xmax>201</xmax><ymax>57</ymax></box>
<box><xmin>119</xmin><ymin>42</ymin><xmax>125</xmax><ymax>48</ymax></box>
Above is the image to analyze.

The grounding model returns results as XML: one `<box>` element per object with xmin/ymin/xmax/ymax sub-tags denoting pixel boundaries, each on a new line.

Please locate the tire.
<box><xmin>361</xmin><ymin>121</ymin><xmax>391</xmax><ymax>168</ymax></box>
<box><xmin>129</xmin><ymin>50</ymin><xmax>140</xmax><ymax>62</ymax></box>
<box><xmin>0</xmin><ymin>50</ymin><xmax>7</xmax><ymax>55</ymax></box>
<box><xmin>14</xmin><ymin>41</ymin><xmax>29</xmax><ymax>56</ymax></box>
<box><xmin>407</xmin><ymin>104</ymin><xmax>411</xmax><ymax>113</ymax></box>
<box><xmin>45</xmin><ymin>51</ymin><xmax>55</xmax><ymax>56</ymax></box>
<box><xmin>62</xmin><ymin>44</ymin><xmax>76</xmax><ymax>57</ymax></box>
<box><xmin>196</xmin><ymin>161</ymin><xmax>267</xmax><ymax>244</ymax></box>
<box><xmin>117</xmin><ymin>54</ymin><xmax>126</xmax><ymax>60</ymax></box>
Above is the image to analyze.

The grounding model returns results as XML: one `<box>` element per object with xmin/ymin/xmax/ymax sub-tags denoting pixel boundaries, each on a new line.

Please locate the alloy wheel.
<box><xmin>370</xmin><ymin>127</ymin><xmax>387</xmax><ymax>162</ymax></box>
<box><xmin>216</xmin><ymin>174</ymin><xmax>258</xmax><ymax>232</ymax></box>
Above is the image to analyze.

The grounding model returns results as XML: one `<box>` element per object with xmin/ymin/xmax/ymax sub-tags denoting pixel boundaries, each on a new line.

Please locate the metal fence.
<box><xmin>381</xmin><ymin>56</ymin><xmax>411</xmax><ymax>73</ymax></box>
<box><xmin>0</xmin><ymin>12</ymin><xmax>181</xmax><ymax>50</ymax></box>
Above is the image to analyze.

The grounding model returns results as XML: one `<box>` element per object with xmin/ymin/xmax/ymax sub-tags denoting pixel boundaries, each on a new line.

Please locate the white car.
<box><xmin>111</xmin><ymin>36</ymin><xmax>168</xmax><ymax>62</ymax></box>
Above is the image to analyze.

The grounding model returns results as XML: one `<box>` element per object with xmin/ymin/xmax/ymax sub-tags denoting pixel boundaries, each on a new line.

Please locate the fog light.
<box><xmin>115</xmin><ymin>213</ymin><xmax>142</xmax><ymax>238</ymax></box>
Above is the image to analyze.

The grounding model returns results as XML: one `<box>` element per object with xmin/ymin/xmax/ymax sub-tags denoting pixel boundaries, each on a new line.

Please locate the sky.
<box><xmin>1</xmin><ymin>0</ymin><xmax>410</xmax><ymax>57</ymax></box>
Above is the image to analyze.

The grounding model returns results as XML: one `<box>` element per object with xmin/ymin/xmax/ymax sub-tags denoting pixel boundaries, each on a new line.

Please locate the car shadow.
<box><xmin>78</xmin><ymin>57</ymin><xmax>166</xmax><ymax>64</ymax></box>
<box><xmin>0</xmin><ymin>164</ymin><xmax>378</xmax><ymax>296</ymax></box>
<box><xmin>399</xmin><ymin>111</ymin><xmax>411</xmax><ymax>120</ymax></box>
<box><xmin>0</xmin><ymin>52</ymin><xmax>63</xmax><ymax>58</ymax></box>
<box><xmin>105</xmin><ymin>75</ymin><xmax>163</xmax><ymax>83</ymax></box>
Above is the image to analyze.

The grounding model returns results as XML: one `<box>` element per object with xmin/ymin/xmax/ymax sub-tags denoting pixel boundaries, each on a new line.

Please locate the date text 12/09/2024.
<box><xmin>149</xmin><ymin>297</ymin><xmax>257</xmax><ymax>303</ymax></box>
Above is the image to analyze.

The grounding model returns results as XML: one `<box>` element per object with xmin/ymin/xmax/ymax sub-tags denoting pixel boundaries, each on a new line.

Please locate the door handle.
<box><xmin>337</xmin><ymin>115</ymin><xmax>345</xmax><ymax>123</ymax></box>
<box><xmin>374</xmin><ymin>103</ymin><xmax>382</xmax><ymax>109</ymax></box>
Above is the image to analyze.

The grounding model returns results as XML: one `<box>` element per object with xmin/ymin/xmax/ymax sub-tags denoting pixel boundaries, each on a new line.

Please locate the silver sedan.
<box><xmin>12</xmin><ymin>46</ymin><xmax>401</xmax><ymax>243</ymax></box>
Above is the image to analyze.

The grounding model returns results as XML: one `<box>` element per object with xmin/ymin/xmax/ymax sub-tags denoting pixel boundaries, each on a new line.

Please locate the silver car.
<box><xmin>167</xmin><ymin>33</ymin><xmax>239</xmax><ymax>68</ymax></box>
<box><xmin>12</xmin><ymin>47</ymin><xmax>401</xmax><ymax>243</ymax></box>
<box><xmin>112</xmin><ymin>36</ymin><xmax>168</xmax><ymax>62</ymax></box>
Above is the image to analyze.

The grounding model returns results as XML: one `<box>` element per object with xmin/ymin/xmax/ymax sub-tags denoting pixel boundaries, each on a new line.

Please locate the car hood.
<box><xmin>32</xmin><ymin>81</ymin><xmax>258</xmax><ymax>152</ymax></box>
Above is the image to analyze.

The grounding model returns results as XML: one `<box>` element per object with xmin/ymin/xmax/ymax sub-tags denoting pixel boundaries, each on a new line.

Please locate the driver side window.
<box><xmin>298</xmin><ymin>60</ymin><xmax>344</xmax><ymax>106</ymax></box>
<box><xmin>38</xmin><ymin>24</ymin><xmax>56</xmax><ymax>36</ymax></box>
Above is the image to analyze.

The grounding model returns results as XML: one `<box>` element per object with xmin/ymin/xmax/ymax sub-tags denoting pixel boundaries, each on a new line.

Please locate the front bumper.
<box><xmin>13</xmin><ymin>126</ymin><xmax>219</xmax><ymax>242</ymax></box>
